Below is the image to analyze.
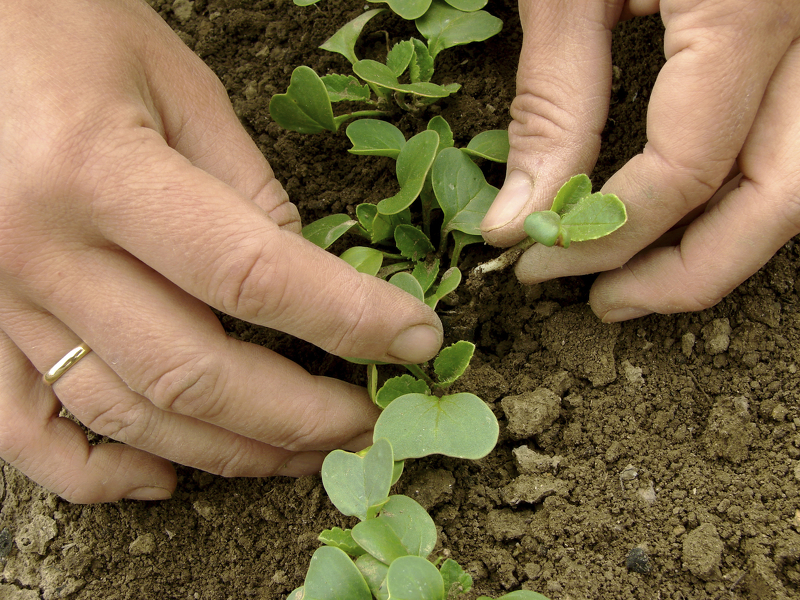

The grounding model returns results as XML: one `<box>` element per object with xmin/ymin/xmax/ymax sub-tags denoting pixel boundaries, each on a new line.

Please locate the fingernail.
<box><xmin>387</xmin><ymin>324</ymin><xmax>442</xmax><ymax>363</ymax></box>
<box><xmin>601</xmin><ymin>307</ymin><xmax>652</xmax><ymax>323</ymax></box>
<box><xmin>125</xmin><ymin>486</ymin><xmax>173</xmax><ymax>501</ymax></box>
<box><xmin>280</xmin><ymin>452</ymin><xmax>325</xmax><ymax>477</ymax></box>
<box><xmin>481</xmin><ymin>170</ymin><xmax>533</xmax><ymax>231</ymax></box>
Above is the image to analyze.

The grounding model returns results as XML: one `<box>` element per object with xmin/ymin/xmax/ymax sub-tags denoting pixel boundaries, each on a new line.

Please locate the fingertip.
<box><xmin>386</xmin><ymin>323</ymin><xmax>443</xmax><ymax>364</ymax></box>
<box><xmin>481</xmin><ymin>170</ymin><xmax>534</xmax><ymax>247</ymax></box>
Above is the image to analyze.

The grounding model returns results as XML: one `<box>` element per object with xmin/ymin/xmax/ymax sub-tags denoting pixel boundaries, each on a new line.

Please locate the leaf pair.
<box><xmin>523</xmin><ymin>174</ymin><xmax>628</xmax><ymax>248</ymax></box>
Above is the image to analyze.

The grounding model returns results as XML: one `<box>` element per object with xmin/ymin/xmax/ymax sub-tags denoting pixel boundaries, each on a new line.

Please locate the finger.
<box><xmin>133</xmin><ymin>5</ymin><xmax>301</xmax><ymax>231</ymax></box>
<box><xmin>480</xmin><ymin>0</ymin><xmax>625</xmax><ymax>246</ymax></box>
<box><xmin>77</xmin><ymin>133</ymin><xmax>441</xmax><ymax>364</ymax></box>
<box><xmin>515</xmin><ymin>1</ymin><xmax>798</xmax><ymax>284</ymax></box>
<box><xmin>0</xmin><ymin>328</ymin><xmax>177</xmax><ymax>504</ymax></box>
<box><xmin>590</xmin><ymin>39</ymin><xmax>800</xmax><ymax>320</ymax></box>
<box><xmin>14</xmin><ymin>244</ymin><xmax>382</xmax><ymax>453</ymax></box>
<box><xmin>0</xmin><ymin>298</ymin><xmax>330</xmax><ymax>480</ymax></box>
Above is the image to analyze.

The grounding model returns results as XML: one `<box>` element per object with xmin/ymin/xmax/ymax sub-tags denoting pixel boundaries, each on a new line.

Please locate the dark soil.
<box><xmin>2</xmin><ymin>1</ymin><xmax>800</xmax><ymax>599</ymax></box>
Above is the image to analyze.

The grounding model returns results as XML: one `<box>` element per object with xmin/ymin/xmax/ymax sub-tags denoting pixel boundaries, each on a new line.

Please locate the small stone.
<box><xmin>681</xmin><ymin>332</ymin><xmax>695</xmax><ymax>357</ymax></box>
<box><xmin>129</xmin><ymin>533</ymin><xmax>156</xmax><ymax>556</ymax></box>
<box><xmin>622</xmin><ymin>360</ymin><xmax>644</xmax><ymax>385</ymax></box>
<box><xmin>512</xmin><ymin>446</ymin><xmax>562</xmax><ymax>474</ymax></box>
<box><xmin>172</xmin><ymin>0</ymin><xmax>194</xmax><ymax>23</ymax></box>
<box><xmin>683</xmin><ymin>523</ymin><xmax>723</xmax><ymax>580</ymax></box>
<box><xmin>193</xmin><ymin>499</ymin><xmax>215</xmax><ymax>521</ymax></box>
<box><xmin>501</xmin><ymin>475</ymin><xmax>570</xmax><ymax>505</ymax></box>
<box><xmin>626</xmin><ymin>547</ymin><xmax>652</xmax><ymax>573</ymax></box>
<box><xmin>15</xmin><ymin>515</ymin><xmax>57</xmax><ymax>555</ymax></box>
<box><xmin>0</xmin><ymin>528</ymin><xmax>11</xmax><ymax>558</ymax></box>
<box><xmin>702</xmin><ymin>319</ymin><xmax>731</xmax><ymax>356</ymax></box>
<box><xmin>501</xmin><ymin>388</ymin><xmax>561</xmax><ymax>440</ymax></box>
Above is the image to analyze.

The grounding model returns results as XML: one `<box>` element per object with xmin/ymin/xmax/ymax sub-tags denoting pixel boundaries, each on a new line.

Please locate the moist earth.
<box><xmin>2</xmin><ymin>1</ymin><xmax>800</xmax><ymax>599</ymax></box>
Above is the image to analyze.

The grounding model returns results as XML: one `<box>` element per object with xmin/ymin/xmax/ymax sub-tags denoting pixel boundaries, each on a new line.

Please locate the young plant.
<box><xmin>473</xmin><ymin>174</ymin><xmax>628</xmax><ymax>275</ymax></box>
<box><xmin>271</xmin><ymin>1</ymin><xmax>502</xmax><ymax>130</ymax></box>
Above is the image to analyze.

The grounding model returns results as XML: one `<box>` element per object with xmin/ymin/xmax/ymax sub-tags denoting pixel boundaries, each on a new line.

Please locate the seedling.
<box><xmin>271</xmin><ymin>1</ymin><xmax>502</xmax><ymax>130</ymax></box>
<box><xmin>473</xmin><ymin>174</ymin><xmax>627</xmax><ymax>275</ymax></box>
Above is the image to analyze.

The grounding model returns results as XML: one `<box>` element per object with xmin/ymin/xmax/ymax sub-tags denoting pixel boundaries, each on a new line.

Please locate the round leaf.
<box><xmin>369</xmin><ymin>0</ymin><xmax>432</xmax><ymax>20</ymax></box>
<box><xmin>302</xmin><ymin>214</ymin><xmax>357</xmax><ymax>249</ymax></box>
<box><xmin>551</xmin><ymin>173</ymin><xmax>592</xmax><ymax>215</ymax></box>
<box><xmin>389</xmin><ymin>272</ymin><xmax>425</xmax><ymax>303</ymax></box>
<box><xmin>559</xmin><ymin>192</ymin><xmax>628</xmax><ymax>243</ymax></box>
<box><xmin>378</xmin><ymin>495</ymin><xmax>437</xmax><ymax>558</ymax></box>
<box><xmin>269</xmin><ymin>66</ymin><xmax>336</xmax><ymax>133</ymax></box>
<box><xmin>375</xmin><ymin>374</ymin><xmax>430</xmax><ymax>409</ymax></box>
<box><xmin>395</xmin><ymin>224</ymin><xmax>434</xmax><ymax>261</ymax></box>
<box><xmin>386</xmin><ymin>556</ymin><xmax>445</xmax><ymax>600</ymax></box>
<box><xmin>523</xmin><ymin>210</ymin><xmax>562</xmax><ymax>247</ymax></box>
<box><xmin>443</xmin><ymin>0</ymin><xmax>486</xmax><ymax>10</ymax></box>
<box><xmin>416</xmin><ymin>0</ymin><xmax>502</xmax><ymax>59</ymax></box>
<box><xmin>321</xmin><ymin>439</ymin><xmax>394</xmax><ymax>521</ymax></box>
<box><xmin>378</xmin><ymin>130</ymin><xmax>439</xmax><ymax>215</ymax></box>
<box><xmin>373</xmin><ymin>393</ymin><xmax>499</xmax><ymax>460</ymax></box>
<box><xmin>433</xmin><ymin>340</ymin><xmax>474</xmax><ymax>386</ymax></box>
<box><xmin>320</xmin><ymin>9</ymin><xmax>385</xmax><ymax>64</ymax></box>
<box><xmin>352</xmin><ymin>518</ymin><xmax>409</xmax><ymax>565</ymax></box>
<box><xmin>340</xmin><ymin>246</ymin><xmax>384</xmax><ymax>276</ymax></box>
<box><xmin>347</xmin><ymin>119</ymin><xmax>407</xmax><ymax>158</ymax></box>
<box><xmin>304</xmin><ymin>546</ymin><xmax>372</xmax><ymax>600</ymax></box>
<box><xmin>463</xmin><ymin>129</ymin><xmax>509</xmax><ymax>162</ymax></box>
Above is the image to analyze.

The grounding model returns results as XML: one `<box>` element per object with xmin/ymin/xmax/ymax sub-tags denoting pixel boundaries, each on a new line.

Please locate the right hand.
<box><xmin>0</xmin><ymin>0</ymin><xmax>442</xmax><ymax>503</ymax></box>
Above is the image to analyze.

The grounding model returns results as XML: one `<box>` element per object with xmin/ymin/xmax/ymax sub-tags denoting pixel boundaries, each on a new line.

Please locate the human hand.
<box><xmin>0</xmin><ymin>0</ymin><xmax>442</xmax><ymax>503</ymax></box>
<box><xmin>481</xmin><ymin>0</ymin><xmax>800</xmax><ymax>321</ymax></box>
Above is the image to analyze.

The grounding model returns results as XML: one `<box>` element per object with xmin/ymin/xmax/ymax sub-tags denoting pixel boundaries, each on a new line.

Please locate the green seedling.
<box><xmin>272</xmin><ymin>1</ymin><xmax>501</xmax><ymax>130</ymax></box>
<box><xmin>473</xmin><ymin>174</ymin><xmax>628</xmax><ymax>275</ymax></box>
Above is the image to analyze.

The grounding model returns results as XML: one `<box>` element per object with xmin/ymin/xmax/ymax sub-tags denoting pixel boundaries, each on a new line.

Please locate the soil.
<box><xmin>2</xmin><ymin>1</ymin><xmax>800</xmax><ymax>599</ymax></box>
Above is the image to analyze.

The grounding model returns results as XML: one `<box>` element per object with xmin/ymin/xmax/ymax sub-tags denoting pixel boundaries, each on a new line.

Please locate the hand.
<box><xmin>481</xmin><ymin>0</ymin><xmax>800</xmax><ymax>321</ymax></box>
<box><xmin>0</xmin><ymin>0</ymin><xmax>442</xmax><ymax>503</ymax></box>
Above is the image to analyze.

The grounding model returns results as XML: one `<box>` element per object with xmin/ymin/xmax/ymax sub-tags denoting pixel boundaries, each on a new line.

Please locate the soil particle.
<box><xmin>703</xmin><ymin>395</ymin><xmax>754</xmax><ymax>463</ymax></box>
<box><xmin>128</xmin><ymin>533</ymin><xmax>157</xmax><ymax>556</ymax></box>
<box><xmin>702</xmin><ymin>318</ymin><xmax>732</xmax><ymax>355</ymax></box>
<box><xmin>501</xmin><ymin>389</ymin><xmax>561</xmax><ymax>440</ymax></box>
<box><xmin>512</xmin><ymin>446</ymin><xmax>563</xmax><ymax>475</ymax></box>
<box><xmin>486</xmin><ymin>508</ymin><xmax>531</xmax><ymax>541</ymax></box>
<box><xmin>14</xmin><ymin>516</ymin><xmax>56</xmax><ymax>556</ymax></box>
<box><xmin>501</xmin><ymin>475</ymin><xmax>570</xmax><ymax>506</ymax></box>
<box><xmin>682</xmin><ymin>523</ymin><xmax>723</xmax><ymax>581</ymax></box>
<box><xmin>625</xmin><ymin>546</ymin><xmax>652</xmax><ymax>574</ymax></box>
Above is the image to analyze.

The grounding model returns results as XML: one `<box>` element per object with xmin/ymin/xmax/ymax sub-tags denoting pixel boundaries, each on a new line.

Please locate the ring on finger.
<box><xmin>43</xmin><ymin>342</ymin><xmax>92</xmax><ymax>386</ymax></box>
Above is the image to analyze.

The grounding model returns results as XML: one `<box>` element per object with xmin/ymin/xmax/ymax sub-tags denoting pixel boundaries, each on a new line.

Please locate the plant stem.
<box><xmin>471</xmin><ymin>237</ymin><xmax>535</xmax><ymax>275</ymax></box>
<box><xmin>404</xmin><ymin>363</ymin><xmax>435</xmax><ymax>388</ymax></box>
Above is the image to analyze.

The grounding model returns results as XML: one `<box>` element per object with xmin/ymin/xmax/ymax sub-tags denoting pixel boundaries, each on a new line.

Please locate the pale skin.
<box><xmin>0</xmin><ymin>0</ymin><xmax>443</xmax><ymax>503</ymax></box>
<box><xmin>482</xmin><ymin>0</ymin><xmax>800</xmax><ymax>322</ymax></box>
<box><xmin>4</xmin><ymin>0</ymin><xmax>798</xmax><ymax>506</ymax></box>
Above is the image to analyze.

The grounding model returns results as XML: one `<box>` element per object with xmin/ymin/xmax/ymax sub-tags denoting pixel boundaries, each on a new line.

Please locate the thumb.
<box><xmin>481</xmin><ymin>0</ymin><xmax>625</xmax><ymax>247</ymax></box>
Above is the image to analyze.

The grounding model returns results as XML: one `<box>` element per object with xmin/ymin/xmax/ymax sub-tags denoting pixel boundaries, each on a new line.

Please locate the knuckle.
<box><xmin>143</xmin><ymin>352</ymin><xmax>227</xmax><ymax>419</ymax></box>
<box><xmin>508</xmin><ymin>90</ymin><xmax>584</xmax><ymax>145</ymax></box>
<box><xmin>210</xmin><ymin>235</ymin><xmax>289</xmax><ymax>320</ymax></box>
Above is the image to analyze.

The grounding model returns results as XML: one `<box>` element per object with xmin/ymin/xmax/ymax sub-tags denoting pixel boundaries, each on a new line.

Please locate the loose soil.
<box><xmin>2</xmin><ymin>1</ymin><xmax>800</xmax><ymax>599</ymax></box>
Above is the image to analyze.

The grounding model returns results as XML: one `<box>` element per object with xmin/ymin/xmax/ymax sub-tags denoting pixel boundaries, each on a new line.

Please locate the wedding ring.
<box><xmin>43</xmin><ymin>342</ymin><xmax>92</xmax><ymax>386</ymax></box>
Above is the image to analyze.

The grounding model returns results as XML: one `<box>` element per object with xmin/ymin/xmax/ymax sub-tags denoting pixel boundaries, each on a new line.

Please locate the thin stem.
<box><xmin>471</xmin><ymin>237</ymin><xmax>535</xmax><ymax>275</ymax></box>
<box><xmin>404</xmin><ymin>363</ymin><xmax>435</xmax><ymax>388</ymax></box>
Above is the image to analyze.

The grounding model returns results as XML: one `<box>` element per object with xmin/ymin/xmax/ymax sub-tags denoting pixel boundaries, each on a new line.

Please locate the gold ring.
<box><xmin>43</xmin><ymin>342</ymin><xmax>92</xmax><ymax>386</ymax></box>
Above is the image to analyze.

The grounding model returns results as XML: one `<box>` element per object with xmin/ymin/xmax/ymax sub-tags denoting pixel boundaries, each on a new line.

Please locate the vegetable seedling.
<box><xmin>473</xmin><ymin>174</ymin><xmax>627</xmax><ymax>275</ymax></box>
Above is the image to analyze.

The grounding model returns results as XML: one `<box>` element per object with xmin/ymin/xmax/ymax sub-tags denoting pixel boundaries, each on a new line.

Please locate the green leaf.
<box><xmin>411</xmin><ymin>258</ymin><xmax>440</xmax><ymax>293</ymax></box>
<box><xmin>416</xmin><ymin>0</ymin><xmax>503</xmax><ymax>59</ymax></box>
<box><xmin>353</xmin><ymin>60</ymin><xmax>461</xmax><ymax>98</ymax></box>
<box><xmin>463</xmin><ymin>129</ymin><xmax>509</xmax><ymax>162</ymax></box>
<box><xmin>294</xmin><ymin>0</ymin><xmax>322</xmax><ymax>5</ymax></box>
<box><xmin>377</xmin><ymin>130</ymin><xmax>439</xmax><ymax>215</ymax></box>
<box><xmin>369</xmin><ymin>0</ymin><xmax>432</xmax><ymax>20</ymax></box>
<box><xmin>269</xmin><ymin>66</ymin><xmax>336</xmax><ymax>134</ymax></box>
<box><xmin>302</xmin><ymin>214</ymin><xmax>357</xmax><ymax>249</ymax></box>
<box><xmin>440</xmin><ymin>559</ymin><xmax>473</xmax><ymax>597</ymax></box>
<box><xmin>322</xmin><ymin>74</ymin><xmax>371</xmax><ymax>102</ymax></box>
<box><xmin>386</xmin><ymin>556</ymin><xmax>445</xmax><ymax>600</ymax></box>
<box><xmin>558</xmin><ymin>191</ymin><xmax>627</xmax><ymax>246</ymax></box>
<box><xmin>375</xmin><ymin>374</ymin><xmax>430</xmax><ymax>409</ymax></box>
<box><xmin>523</xmin><ymin>210</ymin><xmax>562</xmax><ymax>247</ymax></box>
<box><xmin>391</xmin><ymin>460</ymin><xmax>404</xmax><ymax>485</ymax></box>
<box><xmin>340</xmin><ymin>246</ymin><xmax>384</xmax><ymax>276</ymax></box>
<box><xmin>387</xmin><ymin>40</ymin><xmax>415</xmax><ymax>77</ymax></box>
<box><xmin>389</xmin><ymin>272</ymin><xmax>425</xmax><ymax>303</ymax></box>
<box><xmin>319</xmin><ymin>527</ymin><xmax>366</xmax><ymax>557</ymax></box>
<box><xmin>395</xmin><ymin>224</ymin><xmax>435</xmax><ymax>261</ymax></box>
<box><xmin>425</xmin><ymin>266</ymin><xmax>461</xmax><ymax>309</ymax></box>
<box><xmin>304</xmin><ymin>546</ymin><xmax>372</xmax><ymax>600</ymax></box>
<box><xmin>378</xmin><ymin>495</ymin><xmax>437</xmax><ymax>558</ymax></box>
<box><xmin>409</xmin><ymin>38</ymin><xmax>434</xmax><ymax>82</ymax></box>
<box><xmin>355</xmin><ymin>554</ymin><xmax>390</xmax><ymax>600</ymax></box>
<box><xmin>321</xmin><ymin>438</ymin><xmax>394</xmax><ymax>521</ymax></box>
<box><xmin>433</xmin><ymin>340</ymin><xmax>474</xmax><ymax>386</ymax></box>
<box><xmin>551</xmin><ymin>173</ymin><xmax>592</xmax><ymax>215</ymax></box>
<box><xmin>428</xmin><ymin>116</ymin><xmax>454</xmax><ymax>152</ymax></box>
<box><xmin>374</xmin><ymin>392</ymin><xmax>499</xmax><ymax>460</ymax></box>
<box><xmin>352</xmin><ymin>518</ymin><xmax>410</xmax><ymax>565</ymax></box>
<box><xmin>433</xmin><ymin>147</ymin><xmax>498</xmax><ymax>238</ymax></box>
<box><xmin>449</xmin><ymin>231</ymin><xmax>484</xmax><ymax>269</ymax></box>
<box><xmin>320</xmin><ymin>9</ymin><xmax>385</xmax><ymax>64</ymax></box>
<box><xmin>357</xmin><ymin>204</ymin><xmax>412</xmax><ymax>243</ymax></box>
<box><xmin>443</xmin><ymin>0</ymin><xmax>486</xmax><ymax>10</ymax></box>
